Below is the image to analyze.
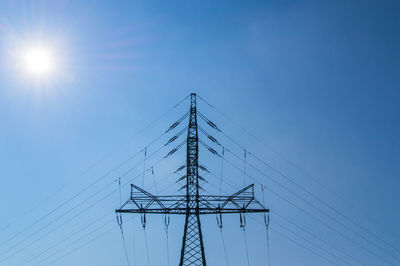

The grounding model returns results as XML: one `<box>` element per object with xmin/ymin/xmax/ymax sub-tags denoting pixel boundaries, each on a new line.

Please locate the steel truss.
<box><xmin>116</xmin><ymin>93</ymin><xmax>269</xmax><ymax>266</ymax></box>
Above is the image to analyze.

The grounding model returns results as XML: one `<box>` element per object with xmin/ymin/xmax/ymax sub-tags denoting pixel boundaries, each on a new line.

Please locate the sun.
<box><xmin>22</xmin><ymin>46</ymin><xmax>55</xmax><ymax>78</ymax></box>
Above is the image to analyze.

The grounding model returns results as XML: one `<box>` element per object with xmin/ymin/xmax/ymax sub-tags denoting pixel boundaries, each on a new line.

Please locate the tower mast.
<box><xmin>180</xmin><ymin>93</ymin><xmax>206</xmax><ymax>265</ymax></box>
<box><xmin>116</xmin><ymin>93</ymin><xmax>268</xmax><ymax>266</ymax></box>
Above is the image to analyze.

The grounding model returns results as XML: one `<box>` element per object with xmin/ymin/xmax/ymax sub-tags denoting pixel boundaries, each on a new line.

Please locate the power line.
<box><xmin>35</xmin><ymin>220</ymin><xmax>119</xmax><ymax>266</ymax></box>
<box><xmin>0</xmin><ymin>140</ymin><xmax>175</xmax><ymax>263</ymax></box>
<box><xmin>204</xmin><ymin>166</ymin><xmax>374</xmax><ymax>265</ymax></box>
<box><xmin>0</xmin><ymin>112</ymin><xmax>190</xmax><ymax>262</ymax></box>
<box><xmin>19</xmin><ymin>211</ymin><xmax>114</xmax><ymax>266</ymax></box>
<box><xmin>197</xmin><ymin>118</ymin><xmax>399</xmax><ymax>263</ymax></box>
<box><xmin>272</xmin><ymin>210</ymin><xmax>365</xmax><ymax>265</ymax></box>
<box><xmin>198</xmin><ymin>94</ymin><xmax>400</xmax><ymax>245</ymax></box>
<box><xmin>269</xmin><ymin>225</ymin><xmax>338</xmax><ymax>266</ymax></box>
<box><xmin>221</xmin><ymin>148</ymin><xmax>399</xmax><ymax>263</ymax></box>
<box><xmin>116</xmin><ymin>94</ymin><xmax>269</xmax><ymax>266</ymax></box>
<box><xmin>200</xmin><ymin>110</ymin><xmax>400</xmax><ymax>256</ymax></box>
<box><xmin>205</xmin><ymin>168</ymin><xmax>352</xmax><ymax>266</ymax></box>
<box><xmin>1</xmin><ymin>94</ymin><xmax>189</xmax><ymax>236</ymax></box>
<box><xmin>217</xmin><ymin>152</ymin><xmax>395</xmax><ymax>264</ymax></box>
<box><xmin>24</xmin><ymin>161</ymin><xmax>180</xmax><ymax>266</ymax></box>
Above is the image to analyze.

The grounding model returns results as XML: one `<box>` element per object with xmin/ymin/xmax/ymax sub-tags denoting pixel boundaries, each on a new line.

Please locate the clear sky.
<box><xmin>0</xmin><ymin>0</ymin><xmax>399</xmax><ymax>265</ymax></box>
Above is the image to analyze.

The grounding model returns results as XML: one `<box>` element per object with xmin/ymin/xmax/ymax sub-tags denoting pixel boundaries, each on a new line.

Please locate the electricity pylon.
<box><xmin>116</xmin><ymin>93</ymin><xmax>269</xmax><ymax>266</ymax></box>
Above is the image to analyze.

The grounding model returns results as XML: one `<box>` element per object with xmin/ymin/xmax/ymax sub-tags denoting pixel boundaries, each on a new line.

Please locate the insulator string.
<box><xmin>142</xmin><ymin>147</ymin><xmax>147</xmax><ymax>188</ymax></box>
<box><xmin>219</xmin><ymin>147</ymin><xmax>225</xmax><ymax>195</ymax></box>
<box><xmin>151</xmin><ymin>167</ymin><xmax>158</xmax><ymax>194</ymax></box>
<box><xmin>243</xmin><ymin>149</ymin><xmax>247</xmax><ymax>187</ymax></box>
<box><xmin>118</xmin><ymin>177</ymin><xmax>122</xmax><ymax>207</ymax></box>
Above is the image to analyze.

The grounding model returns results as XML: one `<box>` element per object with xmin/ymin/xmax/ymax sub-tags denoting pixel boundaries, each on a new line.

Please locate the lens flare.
<box><xmin>22</xmin><ymin>46</ymin><xmax>55</xmax><ymax>77</ymax></box>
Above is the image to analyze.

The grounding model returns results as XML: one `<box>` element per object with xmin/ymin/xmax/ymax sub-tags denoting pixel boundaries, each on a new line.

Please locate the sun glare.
<box><xmin>22</xmin><ymin>46</ymin><xmax>55</xmax><ymax>77</ymax></box>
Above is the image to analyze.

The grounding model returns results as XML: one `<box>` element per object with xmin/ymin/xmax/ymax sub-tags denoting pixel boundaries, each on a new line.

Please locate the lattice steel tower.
<box><xmin>116</xmin><ymin>93</ymin><xmax>269</xmax><ymax>266</ymax></box>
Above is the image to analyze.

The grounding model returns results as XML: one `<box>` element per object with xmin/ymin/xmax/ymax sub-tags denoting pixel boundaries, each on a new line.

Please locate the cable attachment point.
<box><xmin>264</xmin><ymin>213</ymin><xmax>270</xmax><ymax>230</ymax></box>
<box><xmin>240</xmin><ymin>212</ymin><xmax>246</xmax><ymax>230</ymax></box>
<box><xmin>216</xmin><ymin>205</ymin><xmax>223</xmax><ymax>229</ymax></box>
<box><xmin>141</xmin><ymin>213</ymin><xmax>147</xmax><ymax>229</ymax></box>
<box><xmin>116</xmin><ymin>213</ymin><xmax>123</xmax><ymax>227</ymax></box>
<box><xmin>164</xmin><ymin>215</ymin><xmax>170</xmax><ymax>233</ymax></box>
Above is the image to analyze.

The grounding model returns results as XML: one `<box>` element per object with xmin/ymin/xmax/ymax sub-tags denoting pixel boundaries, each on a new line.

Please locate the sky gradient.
<box><xmin>0</xmin><ymin>1</ymin><xmax>399</xmax><ymax>265</ymax></box>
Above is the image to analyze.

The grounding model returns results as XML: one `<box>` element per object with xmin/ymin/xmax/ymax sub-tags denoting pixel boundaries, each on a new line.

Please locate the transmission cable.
<box><xmin>0</xmin><ymin>122</ymin><xmax>173</xmax><ymax>252</ymax></box>
<box><xmin>24</xmin><ymin>151</ymin><xmax>181</xmax><ymax>266</ymax></box>
<box><xmin>247</xmin><ymin>148</ymin><xmax>400</xmax><ymax>254</ymax></box>
<box><xmin>32</xmin><ymin>217</ymin><xmax>118</xmax><ymax>266</ymax></box>
<box><xmin>220</xmin><ymin>227</ymin><xmax>230</xmax><ymax>266</ymax></box>
<box><xmin>164</xmin><ymin>215</ymin><xmax>171</xmax><ymax>266</ymax></box>
<box><xmin>0</xmin><ymin>147</ymin><xmax>145</xmax><ymax>251</ymax></box>
<box><xmin>219</xmin><ymin>147</ymin><xmax>225</xmax><ymax>195</ymax></box>
<box><xmin>243</xmin><ymin>226</ymin><xmax>251</xmax><ymax>266</ymax></box>
<box><xmin>0</xmin><ymin>156</ymin><xmax>148</xmax><ymax>261</ymax></box>
<box><xmin>38</xmin><ymin>219</ymin><xmax>122</xmax><ymax>266</ymax></box>
<box><xmin>198</xmin><ymin>125</ymin><xmax>400</xmax><ymax>263</ymax></box>
<box><xmin>19</xmin><ymin>211</ymin><xmax>114</xmax><ymax>266</ymax></box>
<box><xmin>269</xmin><ymin>226</ymin><xmax>337</xmax><ymax>266</ymax></box>
<box><xmin>151</xmin><ymin>167</ymin><xmax>158</xmax><ymax>194</ymax></box>
<box><xmin>143</xmin><ymin>228</ymin><xmax>151</xmax><ymax>266</ymax></box>
<box><xmin>204</xmin><ymin>165</ymin><xmax>369</xmax><ymax>266</ymax></box>
<box><xmin>272</xmin><ymin>209</ymin><xmax>365</xmax><ymax>265</ymax></box>
<box><xmin>117</xmin><ymin>214</ymin><xmax>131</xmax><ymax>266</ymax></box>
<box><xmin>132</xmin><ymin>218</ymin><xmax>137</xmax><ymax>266</ymax></box>
<box><xmin>274</xmin><ymin>220</ymin><xmax>349</xmax><ymax>265</ymax></box>
<box><xmin>1</xmin><ymin>146</ymin><xmax>169</xmax><ymax>263</ymax></box>
<box><xmin>222</xmin><ymin>147</ymin><xmax>399</xmax><ymax>262</ymax></box>
<box><xmin>203</xmin><ymin>167</ymin><xmax>364</xmax><ymax>265</ymax></box>
<box><xmin>200</xmin><ymin>118</ymin><xmax>400</xmax><ymax>256</ymax></box>
<box><xmin>219</xmin><ymin>152</ymin><xmax>395</xmax><ymax>264</ymax></box>
<box><xmin>30</xmin><ymin>163</ymin><xmax>174</xmax><ymax>266</ymax></box>
<box><xmin>198</xmin><ymin>94</ymin><xmax>400</xmax><ymax>245</ymax></box>
<box><xmin>142</xmin><ymin>147</ymin><xmax>148</xmax><ymax>188</ymax></box>
<box><xmin>261</xmin><ymin>185</ymin><xmax>271</xmax><ymax>266</ymax></box>
<box><xmin>1</xmin><ymin>94</ymin><xmax>189</xmax><ymax>236</ymax></box>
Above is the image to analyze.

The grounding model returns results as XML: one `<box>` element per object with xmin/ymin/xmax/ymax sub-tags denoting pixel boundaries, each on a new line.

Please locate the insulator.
<box><xmin>208</xmin><ymin>147</ymin><xmax>221</xmax><ymax>157</ymax></box>
<box><xmin>208</xmin><ymin>135</ymin><xmax>220</xmax><ymax>145</ymax></box>
<box><xmin>198</xmin><ymin>175</ymin><xmax>206</xmax><ymax>182</ymax></box>
<box><xmin>116</xmin><ymin>213</ymin><xmax>123</xmax><ymax>226</ymax></box>
<box><xmin>216</xmin><ymin>212</ymin><xmax>223</xmax><ymax>229</ymax></box>
<box><xmin>176</xmin><ymin>175</ymin><xmax>186</xmax><ymax>182</ymax></box>
<box><xmin>164</xmin><ymin>135</ymin><xmax>178</xmax><ymax>146</ymax></box>
<box><xmin>174</xmin><ymin>165</ymin><xmax>186</xmax><ymax>173</ymax></box>
<box><xmin>165</xmin><ymin>148</ymin><xmax>177</xmax><ymax>158</ymax></box>
<box><xmin>199</xmin><ymin>165</ymin><xmax>209</xmax><ymax>172</ymax></box>
<box><xmin>264</xmin><ymin>213</ymin><xmax>269</xmax><ymax>229</ymax></box>
<box><xmin>240</xmin><ymin>213</ymin><xmax>246</xmax><ymax>228</ymax></box>
<box><xmin>207</xmin><ymin>120</ymin><xmax>221</xmax><ymax>131</ymax></box>
<box><xmin>164</xmin><ymin>215</ymin><xmax>170</xmax><ymax>231</ymax></box>
<box><xmin>166</xmin><ymin>121</ymin><xmax>179</xmax><ymax>133</ymax></box>
<box><xmin>141</xmin><ymin>213</ymin><xmax>146</xmax><ymax>229</ymax></box>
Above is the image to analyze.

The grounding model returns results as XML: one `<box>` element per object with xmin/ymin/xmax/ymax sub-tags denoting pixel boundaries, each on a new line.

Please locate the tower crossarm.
<box><xmin>196</xmin><ymin>184</ymin><xmax>269</xmax><ymax>214</ymax></box>
<box><xmin>116</xmin><ymin>184</ymin><xmax>268</xmax><ymax>215</ymax></box>
<box><xmin>115</xmin><ymin>94</ymin><xmax>270</xmax><ymax>266</ymax></box>
<box><xmin>116</xmin><ymin>184</ymin><xmax>187</xmax><ymax>214</ymax></box>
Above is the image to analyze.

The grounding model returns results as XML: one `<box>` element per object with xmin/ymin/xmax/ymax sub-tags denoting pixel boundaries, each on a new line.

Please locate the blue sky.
<box><xmin>0</xmin><ymin>0</ymin><xmax>399</xmax><ymax>265</ymax></box>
